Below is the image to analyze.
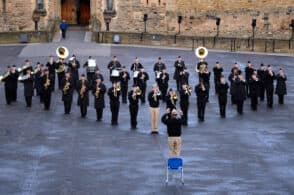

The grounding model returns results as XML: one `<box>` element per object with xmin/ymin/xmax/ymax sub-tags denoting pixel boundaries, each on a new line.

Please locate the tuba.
<box><xmin>195</xmin><ymin>47</ymin><xmax>208</xmax><ymax>59</ymax></box>
<box><xmin>56</xmin><ymin>46</ymin><xmax>69</xmax><ymax>59</ymax></box>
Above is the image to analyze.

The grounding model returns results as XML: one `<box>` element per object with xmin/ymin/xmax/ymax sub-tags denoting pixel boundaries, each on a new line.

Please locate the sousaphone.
<box><xmin>195</xmin><ymin>47</ymin><xmax>208</xmax><ymax>59</ymax></box>
<box><xmin>56</xmin><ymin>46</ymin><xmax>69</xmax><ymax>59</ymax></box>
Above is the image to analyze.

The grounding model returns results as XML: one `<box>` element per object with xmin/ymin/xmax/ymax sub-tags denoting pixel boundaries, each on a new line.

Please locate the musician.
<box><xmin>68</xmin><ymin>55</ymin><xmax>80</xmax><ymax>89</ymax></box>
<box><xmin>166</xmin><ymin>88</ymin><xmax>178</xmax><ymax>110</ymax></box>
<box><xmin>234</xmin><ymin>74</ymin><xmax>246</xmax><ymax>115</ymax></box>
<box><xmin>34</xmin><ymin>63</ymin><xmax>44</xmax><ymax>103</ymax></box>
<box><xmin>20</xmin><ymin>69</ymin><xmax>34</xmax><ymax>108</ymax></box>
<box><xmin>213</xmin><ymin>62</ymin><xmax>223</xmax><ymax>94</ymax></box>
<box><xmin>198</xmin><ymin>67</ymin><xmax>210</xmax><ymax>102</ymax></box>
<box><xmin>158</xmin><ymin>68</ymin><xmax>169</xmax><ymax>102</ymax></box>
<box><xmin>275</xmin><ymin>68</ymin><xmax>287</xmax><ymax>105</ymax></box>
<box><xmin>10</xmin><ymin>65</ymin><xmax>19</xmax><ymax>102</ymax></box>
<box><xmin>128</xmin><ymin>85</ymin><xmax>141</xmax><ymax>129</ymax></box>
<box><xmin>245</xmin><ymin>61</ymin><xmax>255</xmax><ymax>97</ymax></box>
<box><xmin>137</xmin><ymin>68</ymin><xmax>149</xmax><ymax>104</ymax></box>
<box><xmin>19</xmin><ymin>59</ymin><xmax>33</xmax><ymax>76</ymax></box>
<box><xmin>108</xmin><ymin>83</ymin><xmax>121</xmax><ymax>125</ymax></box>
<box><xmin>93</xmin><ymin>78</ymin><xmax>106</xmax><ymax>121</ymax></box>
<box><xmin>61</xmin><ymin>72</ymin><xmax>74</xmax><ymax>114</ymax></box>
<box><xmin>173</xmin><ymin>56</ymin><xmax>186</xmax><ymax>91</ymax></box>
<box><xmin>257</xmin><ymin>64</ymin><xmax>266</xmax><ymax>101</ymax></box>
<box><xmin>217</xmin><ymin>76</ymin><xmax>229</xmax><ymax>118</ymax></box>
<box><xmin>46</xmin><ymin>56</ymin><xmax>57</xmax><ymax>91</ymax></box>
<box><xmin>130</xmin><ymin>57</ymin><xmax>144</xmax><ymax>85</ymax></box>
<box><xmin>41</xmin><ymin>68</ymin><xmax>54</xmax><ymax>110</ymax></box>
<box><xmin>153</xmin><ymin>57</ymin><xmax>166</xmax><ymax>85</ymax></box>
<box><xmin>93</xmin><ymin>68</ymin><xmax>104</xmax><ymax>84</ymax></box>
<box><xmin>179</xmin><ymin>84</ymin><xmax>191</xmax><ymax>125</ymax></box>
<box><xmin>161</xmin><ymin>109</ymin><xmax>185</xmax><ymax>157</ymax></box>
<box><xmin>178</xmin><ymin>68</ymin><xmax>190</xmax><ymax>89</ymax></box>
<box><xmin>119</xmin><ymin>66</ymin><xmax>130</xmax><ymax>104</ymax></box>
<box><xmin>228</xmin><ymin>68</ymin><xmax>241</xmax><ymax>105</ymax></box>
<box><xmin>107</xmin><ymin>56</ymin><xmax>122</xmax><ymax>83</ymax></box>
<box><xmin>248</xmin><ymin>72</ymin><xmax>260</xmax><ymax>111</ymax></box>
<box><xmin>195</xmin><ymin>79</ymin><xmax>208</xmax><ymax>122</ymax></box>
<box><xmin>231</xmin><ymin>62</ymin><xmax>240</xmax><ymax>74</ymax></box>
<box><xmin>148</xmin><ymin>84</ymin><xmax>162</xmax><ymax>134</ymax></box>
<box><xmin>1</xmin><ymin>66</ymin><xmax>13</xmax><ymax>105</ymax></box>
<box><xmin>56</xmin><ymin>58</ymin><xmax>66</xmax><ymax>90</ymax></box>
<box><xmin>196</xmin><ymin>59</ymin><xmax>208</xmax><ymax>76</ymax></box>
<box><xmin>76</xmin><ymin>74</ymin><xmax>89</xmax><ymax>118</ymax></box>
<box><xmin>84</xmin><ymin>56</ymin><xmax>98</xmax><ymax>86</ymax></box>
<box><xmin>264</xmin><ymin>65</ymin><xmax>275</xmax><ymax>108</ymax></box>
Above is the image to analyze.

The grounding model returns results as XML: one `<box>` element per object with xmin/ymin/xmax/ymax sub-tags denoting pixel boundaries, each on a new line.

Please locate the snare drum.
<box><xmin>133</xmin><ymin>71</ymin><xmax>139</xmax><ymax>78</ymax></box>
<box><xmin>111</xmin><ymin>69</ymin><xmax>120</xmax><ymax>77</ymax></box>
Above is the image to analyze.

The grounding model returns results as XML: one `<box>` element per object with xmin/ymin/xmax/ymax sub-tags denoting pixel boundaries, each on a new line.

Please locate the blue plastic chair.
<box><xmin>166</xmin><ymin>158</ymin><xmax>184</xmax><ymax>185</ymax></box>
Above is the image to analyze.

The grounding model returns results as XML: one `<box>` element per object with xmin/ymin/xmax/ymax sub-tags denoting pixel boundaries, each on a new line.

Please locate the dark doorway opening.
<box><xmin>61</xmin><ymin>0</ymin><xmax>90</xmax><ymax>26</ymax></box>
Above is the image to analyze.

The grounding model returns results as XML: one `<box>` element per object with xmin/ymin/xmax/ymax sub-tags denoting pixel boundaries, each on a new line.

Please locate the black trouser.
<box><xmin>12</xmin><ymin>86</ymin><xmax>17</xmax><ymax>101</ymax></box>
<box><xmin>57</xmin><ymin>72</ymin><xmax>65</xmax><ymax>90</ymax></box>
<box><xmin>180</xmin><ymin>103</ymin><xmax>189</xmax><ymax>125</ymax></box>
<box><xmin>231</xmin><ymin>95</ymin><xmax>236</xmax><ymax>105</ymax></box>
<box><xmin>246</xmin><ymin>82</ymin><xmax>250</xmax><ymax>97</ymax></box>
<box><xmin>39</xmin><ymin>92</ymin><xmax>44</xmax><ymax>103</ymax></box>
<box><xmin>110</xmin><ymin>102</ymin><xmax>120</xmax><ymax>124</ymax></box>
<box><xmin>159</xmin><ymin>85</ymin><xmax>168</xmax><ymax>102</ymax></box>
<box><xmin>139</xmin><ymin>85</ymin><xmax>146</xmax><ymax>103</ymax></box>
<box><xmin>259</xmin><ymin>83</ymin><xmax>265</xmax><ymax>101</ymax></box>
<box><xmin>266</xmin><ymin>88</ymin><xmax>273</xmax><ymax>108</ymax></box>
<box><xmin>236</xmin><ymin>100</ymin><xmax>244</xmax><ymax>114</ymax></box>
<box><xmin>121</xmin><ymin>85</ymin><xmax>128</xmax><ymax>103</ymax></box>
<box><xmin>25</xmin><ymin>96</ymin><xmax>32</xmax><ymax>107</ymax></box>
<box><xmin>43</xmin><ymin>93</ymin><xmax>51</xmax><ymax>110</ymax></box>
<box><xmin>133</xmin><ymin>78</ymin><xmax>138</xmax><ymax>86</ymax></box>
<box><xmin>80</xmin><ymin>104</ymin><xmax>87</xmax><ymax>117</ymax></box>
<box><xmin>87</xmin><ymin>72</ymin><xmax>95</xmax><ymax>88</ymax></box>
<box><xmin>218</xmin><ymin>96</ymin><xmax>227</xmax><ymax>117</ymax></box>
<box><xmin>64</xmin><ymin>99</ymin><xmax>72</xmax><ymax>114</ymax></box>
<box><xmin>176</xmin><ymin>80</ymin><xmax>180</xmax><ymax>91</ymax></box>
<box><xmin>5</xmin><ymin>88</ymin><xmax>13</xmax><ymax>105</ymax></box>
<box><xmin>61</xmin><ymin>29</ymin><xmax>66</xmax><ymax>38</ymax></box>
<box><xmin>251</xmin><ymin>95</ymin><xmax>258</xmax><ymax>111</ymax></box>
<box><xmin>214</xmin><ymin>79</ymin><xmax>220</xmax><ymax>94</ymax></box>
<box><xmin>50</xmin><ymin>75</ymin><xmax>55</xmax><ymax>91</ymax></box>
<box><xmin>96</xmin><ymin>108</ymin><xmax>104</xmax><ymax>120</ymax></box>
<box><xmin>129</xmin><ymin>105</ymin><xmax>138</xmax><ymax>128</ymax></box>
<box><xmin>278</xmin><ymin>95</ymin><xmax>284</xmax><ymax>104</ymax></box>
<box><xmin>197</xmin><ymin>101</ymin><xmax>206</xmax><ymax>120</ymax></box>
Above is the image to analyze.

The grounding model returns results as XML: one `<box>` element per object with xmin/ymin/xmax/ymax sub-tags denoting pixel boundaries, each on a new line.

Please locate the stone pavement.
<box><xmin>0</xmin><ymin>43</ymin><xmax>294</xmax><ymax>194</ymax></box>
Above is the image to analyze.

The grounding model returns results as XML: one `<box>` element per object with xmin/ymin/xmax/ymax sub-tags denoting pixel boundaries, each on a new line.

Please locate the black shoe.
<box><xmin>151</xmin><ymin>131</ymin><xmax>158</xmax><ymax>134</ymax></box>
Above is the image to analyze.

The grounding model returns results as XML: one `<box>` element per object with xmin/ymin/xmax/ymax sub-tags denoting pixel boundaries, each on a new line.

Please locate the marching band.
<box><xmin>0</xmin><ymin>46</ymin><xmax>288</xmax><ymax>133</ymax></box>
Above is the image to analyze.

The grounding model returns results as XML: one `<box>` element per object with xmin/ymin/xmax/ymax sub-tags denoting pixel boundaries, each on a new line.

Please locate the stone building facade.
<box><xmin>0</xmin><ymin>0</ymin><xmax>294</xmax><ymax>39</ymax></box>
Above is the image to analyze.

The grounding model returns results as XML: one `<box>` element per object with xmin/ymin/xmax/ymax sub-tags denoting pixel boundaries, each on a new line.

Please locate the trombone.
<box><xmin>0</xmin><ymin>71</ymin><xmax>10</xmax><ymax>82</ymax></box>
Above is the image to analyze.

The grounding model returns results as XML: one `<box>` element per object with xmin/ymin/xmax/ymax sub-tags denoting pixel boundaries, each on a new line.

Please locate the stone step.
<box><xmin>84</xmin><ymin>31</ymin><xmax>93</xmax><ymax>42</ymax></box>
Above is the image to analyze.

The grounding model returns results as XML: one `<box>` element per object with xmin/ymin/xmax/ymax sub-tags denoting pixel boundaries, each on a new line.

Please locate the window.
<box><xmin>36</xmin><ymin>0</ymin><xmax>44</xmax><ymax>10</ymax></box>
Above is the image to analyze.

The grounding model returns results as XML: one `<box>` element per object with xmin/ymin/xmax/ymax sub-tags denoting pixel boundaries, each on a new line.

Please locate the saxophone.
<box><xmin>63</xmin><ymin>80</ymin><xmax>70</xmax><ymax>95</ymax></box>
<box><xmin>80</xmin><ymin>80</ymin><xmax>86</xmax><ymax>98</ymax></box>
<box><xmin>95</xmin><ymin>85</ymin><xmax>100</xmax><ymax>99</ymax></box>
<box><xmin>44</xmin><ymin>76</ymin><xmax>51</xmax><ymax>90</ymax></box>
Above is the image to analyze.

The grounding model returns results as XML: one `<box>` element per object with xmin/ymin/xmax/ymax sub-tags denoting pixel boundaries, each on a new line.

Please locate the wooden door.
<box><xmin>80</xmin><ymin>0</ymin><xmax>90</xmax><ymax>25</ymax></box>
<box><xmin>61</xmin><ymin>0</ymin><xmax>77</xmax><ymax>24</ymax></box>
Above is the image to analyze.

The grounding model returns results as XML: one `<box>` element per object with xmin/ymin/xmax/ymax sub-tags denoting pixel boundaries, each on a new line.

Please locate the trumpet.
<box><xmin>0</xmin><ymin>71</ymin><xmax>10</xmax><ymax>82</ymax></box>
<box><xmin>63</xmin><ymin>81</ymin><xmax>70</xmax><ymax>95</ymax></box>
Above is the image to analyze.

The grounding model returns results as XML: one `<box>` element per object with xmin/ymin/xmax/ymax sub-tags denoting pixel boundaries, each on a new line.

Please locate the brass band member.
<box><xmin>153</xmin><ymin>57</ymin><xmax>166</xmax><ymax>85</ymax></box>
<box><xmin>68</xmin><ymin>55</ymin><xmax>80</xmax><ymax>89</ymax></box>
<box><xmin>158</xmin><ymin>69</ymin><xmax>169</xmax><ymax>102</ymax></box>
<box><xmin>245</xmin><ymin>61</ymin><xmax>255</xmax><ymax>97</ymax></box>
<box><xmin>41</xmin><ymin>68</ymin><xmax>54</xmax><ymax>110</ymax></box>
<box><xmin>248</xmin><ymin>72</ymin><xmax>260</xmax><ymax>111</ymax></box>
<box><xmin>33</xmin><ymin>63</ymin><xmax>44</xmax><ymax>103</ymax></box>
<box><xmin>179</xmin><ymin>84</ymin><xmax>192</xmax><ymax>126</ymax></box>
<box><xmin>20</xmin><ymin>69</ymin><xmax>34</xmax><ymax>108</ymax></box>
<box><xmin>1</xmin><ymin>66</ymin><xmax>14</xmax><ymax>105</ymax></box>
<box><xmin>195</xmin><ymin>78</ymin><xmax>208</xmax><ymax>122</ymax></box>
<box><xmin>130</xmin><ymin>57</ymin><xmax>144</xmax><ymax>85</ymax></box>
<box><xmin>234</xmin><ymin>74</ymin><xmax>246</xmax><ymax>115</ymax></box>
<box><xmin>148</xmin><ymin>84</ymin><xmax>162</xmax><ymax>134</ymax></box>
<box><xmin>213</xmin><ymin>62</ymin><xmax>223</xmax><ymax>94</ymax></box>
<box><xmin>108</xmin><ymin>83</ymin><xmax>121</xmax><ymax>125</ymax></box>
<box><xmin>196</xmin><ymin>59</ymin><xmax>208</xmax><ymax>76</ymax></box>
<box><xmin>166</xmin><ymin>88</ymin><xmax>178</xmax><ymax>111</ymax></box>
<box><xmin>137</xmin><ymin>68</ymin><xmax>149</xmax><ymax>104</ymax></box>
<box><xmin>11</xmin><ymin>65</ymin><xmax>19</xmax><ymax>102</ymax></box>
<box><xmin>198</xmin><ymin>67</ymin><xmax>210</xmax><ymax>102</ymax></box>
<box><xmin>275</xmin><ymin>68</ymin><xmax>287</xmax><ymax>105</ymax></box>
<box><xmin>77</xmin><ymin>74</ymin><xmax>89</xmax><ymax>118</ymax></box>
<box><xmin>228</xmin><ymin>67</ymin><xmax>241</xmax><ymax>105</ymax></box>
<box><xmin>257</xmin><ymin>64</ymin><xmax>266</xmax><ymax>101</ymax></box>
<box><xmin>56</xmin><ymin>58</ymin><xmax>67</xmax><ymax>90</ymax></box>
<box><xmin>93</xmin><ymin>78</ymin><xmax>106</xmax><ymax>121</ymax></box>
<box><xmin>61</xmin><ymin>72</ymin><xmax>74</xmax><ymax>114</ymax></box>
<box><xmin>173</xmin><ymin>56</ymin><xmax>186</xmax><ymax>91</ymax></box>
<box><xmin>128</xmin><ymin>85</ymin><xmax>141</xmax><ymax>129</ymax></box>
<box><xmin>264</xmin><ymin>65</ymin><xmax>275</xmax><ymax>108</ymax></box>
<box><xmin>217</xmin><ymin>76</ymin><xmax>229</xmax><ymax>118</ymax></box>
<box><xmin>107</xmin><ymin>56</ymin><xmax>122</xmax><ymax>83</ymax></box>
<box><xmin>46</xmin><ymin>56</ymin><xmax>57</xmax><ymax>91</ymax></box>
<box><xmin>178</xmin><ymin>68</ymin><xmax>190</xmax><ymax>89</ymax></box>
<box><xmin>119</xmin><ymin>66</ymin><xmax>130</xmax><ymax>104</ymax></box>
<box><xmin>84</xmin><ymin>56</ymin><xmax>98</xmax><ymax>87</ymax></box>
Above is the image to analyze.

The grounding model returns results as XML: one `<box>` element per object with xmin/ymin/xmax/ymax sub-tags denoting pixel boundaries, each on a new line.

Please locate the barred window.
<box><xmin>36</xmin><ymin>0</ymin><xmax>44</xmax><ymax>10</ymax></box>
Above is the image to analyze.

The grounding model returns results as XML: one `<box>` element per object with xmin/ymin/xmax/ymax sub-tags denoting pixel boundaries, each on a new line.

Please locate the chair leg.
<box><xmin>165</xmin><ymin>167</ymin><xmax>169</xmax><ymax>184</ymax></box>
<box><xmin>181</xmin><ymin>168</ymin><xmax>184</xmax><ymax>184</ymax></box>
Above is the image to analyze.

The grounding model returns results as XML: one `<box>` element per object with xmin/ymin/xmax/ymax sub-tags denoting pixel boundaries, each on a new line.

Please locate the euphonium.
<box><xmin>63</xmin><ymin>81</ymin><xmax>70</xmax><ymax>94</ymax></box>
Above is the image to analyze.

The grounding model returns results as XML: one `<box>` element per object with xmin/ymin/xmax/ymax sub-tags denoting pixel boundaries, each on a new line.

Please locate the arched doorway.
<box><xmin>61</xmin><ymin>0</ymin><xmax>90</xmax><ymax>26</ymax></box>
